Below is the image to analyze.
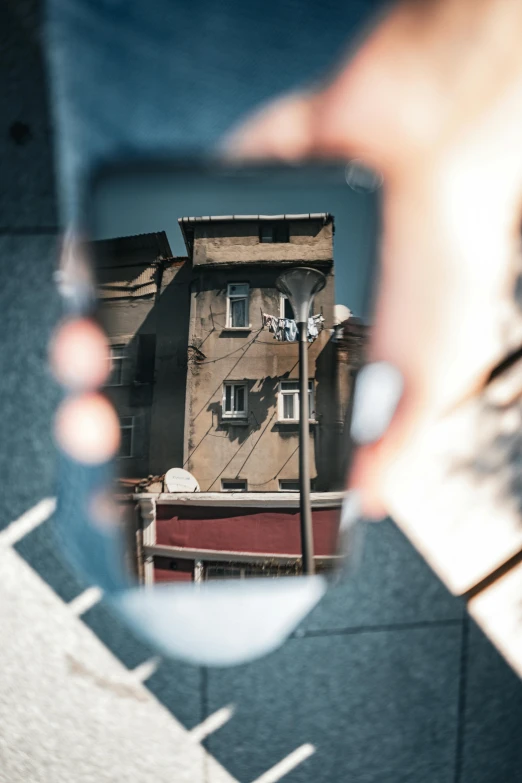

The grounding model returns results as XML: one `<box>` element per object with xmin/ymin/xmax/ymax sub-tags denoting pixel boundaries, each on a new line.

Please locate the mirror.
<box><xmin>58</xmin><ymin>160</ymin><xmax>381</xmax><ymax>664</ymax></box>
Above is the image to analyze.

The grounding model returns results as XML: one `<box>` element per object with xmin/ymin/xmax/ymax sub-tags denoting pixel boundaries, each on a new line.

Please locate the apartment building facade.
<box><xmin>92</xmin><ymin>215</ymin><xmax>364</xmax><ymax>583</ymax></box>
<box><xmin>180</xmin><ymin>213</ymin><xmax>336</xmax><ymax>493</ymax></box>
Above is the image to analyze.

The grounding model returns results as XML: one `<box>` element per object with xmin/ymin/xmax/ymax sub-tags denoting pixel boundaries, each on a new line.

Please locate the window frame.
<box><xmin>280</xmin><ymin>294</ymin><xmax>315</xmax><ymax>321</ymax></box>
<box><xmin>222</xmin><ymin>381</ymin><xmax>248</xmax><ymax>419</ymax></box>
<box><xmin>259</xmin><ymin>222</ymin><xmax>290</xmax><ymax>244</ymax></box>
<box><xmin>119</xmin><ymin>415</ymin><xmax>135</xmax><ymax>458</ymax></box>
<box><xmin>278</xmin><ymin>479</ymin><xmax>300</xmax><ymax>492</ymax></box>
<box><xmin>226</xmin><ymin>283</ymin><xmax>250</xmax><ymax>329</ymax></box>
<box><xmin>221</xmin><ymin>479</ymin><xmax>248</xmax><ymax>492</ymax></box>
<box><xmin>279</xmin><ymin>294</ymin><xmax>295</xmax><ymax>320</ymax></box>
<box><xmin>107</xmin><ymin>344</ymin><xmax>126</xmax><ymax>386</ymax></box>
<box><xmin>278</xmin><ymin>380</ymin><xmax>315</xmax><ymax>422</ymax></box>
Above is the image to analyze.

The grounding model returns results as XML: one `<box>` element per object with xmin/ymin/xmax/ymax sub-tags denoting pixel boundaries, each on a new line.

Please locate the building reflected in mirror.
<box><xmin>90</xmin><ymin>214</ymin><xmax>369</xmax><ymax>584</ymax></box>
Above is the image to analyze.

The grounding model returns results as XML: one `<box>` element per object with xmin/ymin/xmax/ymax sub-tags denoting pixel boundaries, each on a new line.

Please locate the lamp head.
<box><xmin>275</xmin><ymin>267</ymin><xmax>326</xmax><ymax>323</ymax></box>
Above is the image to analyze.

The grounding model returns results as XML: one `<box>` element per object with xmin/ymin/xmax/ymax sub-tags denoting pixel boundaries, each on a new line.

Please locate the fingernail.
<box><xmin>334</xmin><ymin>489</ymin><xmax>365</xmax><ymax>575</ymax></box>
<box><xmin>350</xmin><ymin>361</ymin><xmax>403</xmax><ymax>445</ymax></box>
<box><xmin>339</xmin><ymin>489</ymin><xmax>361</xmax><ymax>533</ymax></box>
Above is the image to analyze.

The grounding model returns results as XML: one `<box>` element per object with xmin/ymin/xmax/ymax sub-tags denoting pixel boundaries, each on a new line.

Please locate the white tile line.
<box><xmin>2</xmin><ymin>499</ymin><xmax>315</xmax><ymax>783</ymax></box>
<box><xmin>0</xmin><ymin>544</ymin><xmax>240</xmax><ymax>783</ymax></box>
<box><xmin>130</xmin><ymin>656</ymin><xmax>162</xmax><ymax>683</ymax></box>
<box><xmin>68</xmin><ymin>586</ymin><xmax>104</xmax><ymax>616</ymax></box>
<box><xmin>0</xmin><ymin>497</ymin><xmax>56</xmax><ymax>547</ymax></box>
<box><xmin>250</xmin><ymin>744</ymin><xmax>316</xmax><ymax>783</ymax></box>
<box><xmin>189</xmin><ymin>705</ymin><xmax>236</xmax><ymax>743</ymax></box>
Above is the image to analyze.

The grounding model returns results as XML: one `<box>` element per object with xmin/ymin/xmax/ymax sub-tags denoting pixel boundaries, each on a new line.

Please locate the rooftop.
<box><xmin>178</xmin><ymin>213</ymin><xmax>333</xmax><ymax>256</ymax></box>
<box><xmin>178</xmin><ymin>213</ymin><xmax>331</xmax><ymax>223</ymax></box>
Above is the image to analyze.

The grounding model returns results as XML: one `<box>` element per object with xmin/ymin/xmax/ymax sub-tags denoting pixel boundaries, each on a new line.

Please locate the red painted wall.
<box><xmin>155</xmin><ymin>505</ymin><xmax>340</xmax><ymax>556</ymax></box>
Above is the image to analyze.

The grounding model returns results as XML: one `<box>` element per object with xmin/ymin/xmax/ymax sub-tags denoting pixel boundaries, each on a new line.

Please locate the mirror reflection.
<box><xmin>87</xmin><ymin>168</ymin><xmax>375</xmax><ymax>585</ymax></box>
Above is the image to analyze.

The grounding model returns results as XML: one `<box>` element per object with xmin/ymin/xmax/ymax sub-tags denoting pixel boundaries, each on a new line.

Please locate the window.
<box><xmin>280</xmin><ymin>294</ymin><xmax>314</xmax><ymax>320</ymax></box>
<box><xmin>279</xmin><ymin>480</ymin><xmax>300</xmax><ymax>492</ymax></box>
<box><xmin>108</xmin><ymin>344</ymin><xmax>126</xmax><ymax>386</ymax></box>
<box><xmin>227</xmin><ymin>283</ymin><xmax>249</xmax><ymax>328</ymax></box>
<box><xmin>221</xmin><ymin>479</ymin><xmax>248</xmax><ymax>492</ymax></box>
<box><xmin>278</xmin><ymin>380</ymin><xmax>315</xmax><ymax>421</ymax></box>
<box><xmin>280</xmin><ymin>294</ymin><xmax>294</xmax><ymax>320</ymax></box>
<box><xmin>259</xmin><ymin>222</ymin><xmax>289</xmax><ymax>243</ymax></box>
<box><xmin>119</xmin><ymin>416</ymin><xmax>134</xmax><ymax>458</ymax></box>
<box><xmin>204</xmin><ymin>561</ymin><xmax>300</xmax><ymax>580</ymax></box>
<box><xmin>205</xmin><ymin>564</ymin><xmax>243</xmax><ymax>580</ymax></box>
<box><xmin>222</xmin><ymin>381</ymin><xmax>248</xmax><ymax>418</ymax></box>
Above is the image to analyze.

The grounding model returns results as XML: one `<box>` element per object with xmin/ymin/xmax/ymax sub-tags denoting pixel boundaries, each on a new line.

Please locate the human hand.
<box><xmin>51</xmin><ymin>0</ymin><xmax>522</xmax><ymax>596</ymax></box>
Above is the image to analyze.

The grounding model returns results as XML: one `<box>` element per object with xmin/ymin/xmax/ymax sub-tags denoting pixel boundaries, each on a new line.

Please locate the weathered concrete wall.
<box><xmin>184</xmin><ymin>264</ymin><xmax>336</xmax><ymax>491</ymax></box>
<box><xmin>192</xmin><ymin>219</ymin><xmax>333</xmax><ymax>266</ymax></box>
<box><xmin>93</xmin><ymin>237</ymin><xmax>190</xmax><ymax>478</ymax></box>
<box><xmin>148</xmin><ymin>260</ymin><xmax>192</xmax><ymax>475</ymax></box>
<box><xmin>97</xmin><ymin>272</ymin><xmax>158</xmax><ymax>479</ymax></box>
<box><xmin>93</xmin><ymin>221</ymin><xmax>339</xmax><ymax>486</ymax></box>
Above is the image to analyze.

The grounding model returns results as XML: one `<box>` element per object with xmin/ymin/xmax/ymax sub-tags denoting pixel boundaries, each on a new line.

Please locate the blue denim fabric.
<box><xmin>46</xmin><ymin>0</ymin><xmax>386</xmax><ymax>224</ymax></box>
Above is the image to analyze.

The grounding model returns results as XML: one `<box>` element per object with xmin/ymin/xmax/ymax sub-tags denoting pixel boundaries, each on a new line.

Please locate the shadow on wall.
<box><xmin>314</xmin><ymin>338</ymin><xmax>343</xmax><ymax>491</ymax></box>
<box><xmin>92</xmin><ymin>236</ymin><xmax>192</xmax><ymax>479</ymax></box>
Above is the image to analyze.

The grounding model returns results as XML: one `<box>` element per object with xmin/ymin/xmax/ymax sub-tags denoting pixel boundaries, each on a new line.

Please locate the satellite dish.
<box><xmin>165</xmin><ymin>468</ymin><xmax>200</xmax><ymax>493</ymax></box>
<box><xmin>333</xmin><ymin>304</ymin><xmax>351</xmax><ymax>325</ymax></box>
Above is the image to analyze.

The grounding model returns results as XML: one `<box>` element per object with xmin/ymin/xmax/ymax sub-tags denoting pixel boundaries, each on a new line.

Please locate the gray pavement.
<box><xmin>1</xmin><ymin>1</ymin><xmax>522</xmax><ymax>780</ymax></box>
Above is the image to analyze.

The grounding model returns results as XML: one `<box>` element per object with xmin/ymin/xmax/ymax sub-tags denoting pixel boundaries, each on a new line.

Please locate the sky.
<box><xmin>89</xmin><ymin>164</ymin><xmax>381</xmax><ymax>318</ymax></box>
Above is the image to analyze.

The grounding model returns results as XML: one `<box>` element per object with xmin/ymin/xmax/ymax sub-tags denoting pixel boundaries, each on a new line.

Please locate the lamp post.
<box><xmin>275</xmin><ymin>267</ymin><xmax>326</xmax><ymax>576</ymax></box>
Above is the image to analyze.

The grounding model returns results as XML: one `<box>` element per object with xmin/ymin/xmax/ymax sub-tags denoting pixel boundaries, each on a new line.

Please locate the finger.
<box><xmin>222</xmin><ymin>91</ymin><xmax>318</xmax><ymax>162</ymax></box>
<box><xmin>50</xmin><ymin>317</ymin><xmax>110</xmax><ymax>391</ymax></box>
<box><xmin>54</xmin><ymin>393</ymin><xmax>120</xmax><ymax>465</ymax></box>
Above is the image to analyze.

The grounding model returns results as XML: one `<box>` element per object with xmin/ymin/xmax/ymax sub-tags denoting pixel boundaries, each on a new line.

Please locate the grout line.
<box><xmin>189</xmin><ymin>705</ymin><xmax>236</xmax><ymax>744</ymax></box>
<box><xmin>201</xmin><ymin>667</ymin><xmax>210</xmax><ymax>783</ymax></box>
<box><xmin>292</xmin><ymin>617</ymin><xmax>464</xmax><ymax>639</ymax></box>
<box><xmin>130</xmin><ymin>656</ymin><xmax>162</xmax><ymax>683</ymax></box>
<box><xmin>453</xmin><ymin>616</ymin><xmax>470</xmax><ymax>783</ymax></box>
<box><xmin>250</xmin><ymin>744</ymin><xmax>315</xmax><ymax>783</ymax></box>
<box><xmin>0</xmin><ymin>497</ymin><xmax>56</xmax><ymax>547</ymax></box>
<box><xmin>68</xmin><ymin>586</ymin><xmax>103</xmax><ymax>616</ymax></box>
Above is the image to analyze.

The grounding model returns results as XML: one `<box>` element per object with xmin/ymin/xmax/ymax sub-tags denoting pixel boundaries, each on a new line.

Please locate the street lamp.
<box><xmin>275</xmin><ymin>267</ymin><xmax>326</xmax><ymax>576</ymax></box>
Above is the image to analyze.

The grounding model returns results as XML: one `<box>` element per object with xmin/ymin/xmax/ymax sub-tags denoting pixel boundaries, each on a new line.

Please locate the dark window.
<box><xmin>204</xmin><ymin>560</ymin><xmax>301</xmax><ymax>580</ymax></box>
<box><xmin>119</xmin><ymin>416</ymin><xmax>134</xmax><ymax>458</ymax></box>
<box><xmin>135</xmin><ymin>334</ymin><xmax>156</xmax><ymax>384</ymax></box>
<box><xmin>221</xmin><ymin>479</ymin><xmax>248</xmax><ymax>491</ymax></box>
<box><xmin>279</xmin><ymin>480</ymin><xmax>300</xmax><ymax>492</ymax></box>
<box><xmin>108</xmin><ymin>344</ymin><xmax>125</xmax><ymax>385</ymax></box>
<box><xmin>259</xmin><ymin>222</ymin><xmax>290</xmax><ymax>243</ymax></box>
<box><xmin>281</xmin><ymin>295</ymin><xmax>294</xmax><ymax>319</ymax></box>
<box><xmin>280</xmin><ymin>294</ymin><xmax>312</xmax><ymax>320</ymax></box>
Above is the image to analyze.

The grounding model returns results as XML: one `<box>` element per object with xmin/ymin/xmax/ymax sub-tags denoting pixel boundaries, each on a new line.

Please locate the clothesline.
<box><xmin>262</xmin><ymin>312</ymin><xmax>325</xmax><ymax>342</ymax></box>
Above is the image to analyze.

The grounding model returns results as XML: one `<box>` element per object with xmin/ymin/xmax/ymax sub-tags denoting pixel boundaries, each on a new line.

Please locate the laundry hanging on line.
<box><xmin>262</xmin><ymin>314</ymin><xmax>297</xmax><ymax>341</ymax></box>
<box><xmin>307</xmin><ymin>314</ymin><xmax>325</xmax><ymax>342</ymax></box>
<box><xmin>262</xmin><ymin>312</ymin><xmax>325</xmax><ymax>342</ymax></box>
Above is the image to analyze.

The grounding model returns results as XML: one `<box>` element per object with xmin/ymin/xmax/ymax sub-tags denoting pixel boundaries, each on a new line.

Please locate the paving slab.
<box><xmin>205</xmin><ymin>625</ymin><xmax>462</xmax><ymax>783</ymax></box>
<box><xmin>302</xmin><ymin>519</ymin><xmax>464</xmax><ymax>633</ymax></box>
<box><xmin>460</xmin><ymin>621</ymin><xmax>522</xmax><ymax>783</ymax></box>
<box><xmin>14</xmin><ymin>515</ymin><xmax>88</xmax><ymax>603</ymax></box>
<box><xmin>0</xmin><ymin>235</ymin><xmax>61</xmax><ymax>527</ymax></box>
<box><xmin>0</xmin><ymin>539</ymin><xmax>235</xmax><ymax>783</ymax></box>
